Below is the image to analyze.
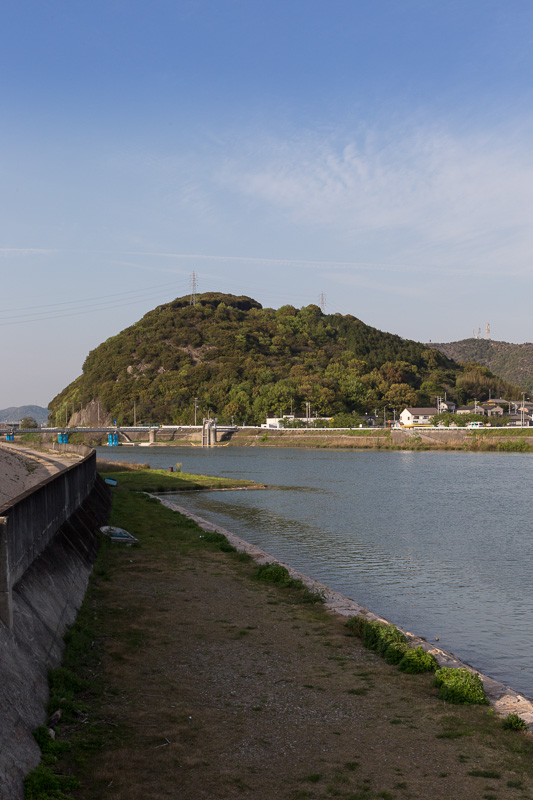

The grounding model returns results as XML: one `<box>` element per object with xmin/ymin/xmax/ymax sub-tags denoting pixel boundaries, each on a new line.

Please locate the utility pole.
<box><xmin>194</xmin><ymin>397</ymin><xmax>199</xmax><ymax>426</ymax></box>
<box><xmin>133</xmin><ymin>400</ymin><xmax>136</xmax><ymax>427</ymax></box>
<box><xmin>305</xmin><ymin>401</ymin><xmax>311</xmax><ymax>426</ymax></box>
<box><xmin>190</xmin><ymin>272</ymin><xmax>198</xmax><ymax>305</ymax></box>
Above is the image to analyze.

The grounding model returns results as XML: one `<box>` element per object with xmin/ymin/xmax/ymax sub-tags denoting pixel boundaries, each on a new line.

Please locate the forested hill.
<box><xmin>49</xmin><ymin>293</ymin><xmax>522</xmax><ymax>426</ymax></box>
<box><xmin>428</xmin><ymin>339</ymin><xmax>533</xmax><ymax>394</ymax></box>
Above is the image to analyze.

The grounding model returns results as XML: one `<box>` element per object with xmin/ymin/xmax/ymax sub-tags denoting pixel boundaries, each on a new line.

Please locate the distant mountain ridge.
<box><xmin>0</xmin><ymin>405</ymin><xmax>49</xmax><ymax>424</ymax></box>
<box><xmin>427</xmin><ymin>339</ymin><xmax>533</xmax><ymax>394</ymax></box>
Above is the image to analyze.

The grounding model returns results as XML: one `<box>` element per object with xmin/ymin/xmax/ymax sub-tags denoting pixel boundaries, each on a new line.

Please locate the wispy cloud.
<box><xmin>116</xmin><ymin>250</ymin><xmax>465</xmax><ymax>276</ymax></box>
<box><xmin>0</xmin><ymin>248</ymin><xmax>56</xmax><ymax>256</ymax></box>
<box><xmin>216</xmin><ymin>122</ymin><xmax>533</xmax><ymax>276</ymax></box>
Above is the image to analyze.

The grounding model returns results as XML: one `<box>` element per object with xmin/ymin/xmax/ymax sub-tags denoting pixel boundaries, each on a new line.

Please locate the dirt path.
<box><xmin>0</xmin><ymin>444</ymin><xmax>79</xmax><ymax>507</ymax></box>
<box><xmin>62</xmin><ymin>488</ymin><xmax>533</xmax><ymax>800</ymax></box>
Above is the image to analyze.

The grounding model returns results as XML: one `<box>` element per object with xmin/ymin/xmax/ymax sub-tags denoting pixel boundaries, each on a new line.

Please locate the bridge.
<box><xmin>5</xmin><ymin>422</ymin><xmax>240</xmax><ymax>446</ymax></box>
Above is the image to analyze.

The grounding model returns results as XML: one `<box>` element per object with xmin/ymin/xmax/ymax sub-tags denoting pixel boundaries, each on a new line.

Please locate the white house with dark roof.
<box><xmin>399</xmin><ymin>407</ymin><xmax>438</xmax><ymax>426</ymax></box>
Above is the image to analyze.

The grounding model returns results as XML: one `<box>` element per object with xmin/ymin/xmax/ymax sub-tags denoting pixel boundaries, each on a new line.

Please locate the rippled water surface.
<box><xmin>97</xmin><ymin>445</ymin><xmax>533</xmax><ymax>696</ymax></box>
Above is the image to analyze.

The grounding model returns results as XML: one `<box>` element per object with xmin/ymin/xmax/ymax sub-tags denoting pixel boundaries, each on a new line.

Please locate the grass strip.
<box><xmin>96</xmin><ymin>461</ymin><xmax>261</xmax><ymax>493</ymax></box>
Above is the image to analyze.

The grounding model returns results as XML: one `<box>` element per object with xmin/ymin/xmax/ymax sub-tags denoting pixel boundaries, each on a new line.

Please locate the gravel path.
<box><xmin>0</xmin><ymin>444</ymin><xmax>79</xmax><ymax>507</ymax></box>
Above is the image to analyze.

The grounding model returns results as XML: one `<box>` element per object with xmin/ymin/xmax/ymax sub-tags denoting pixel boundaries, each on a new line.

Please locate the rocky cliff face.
<box><xmin>67</xmin><ymin>398</ymin><xmax>113</xmax><ymax>427</ymax></box>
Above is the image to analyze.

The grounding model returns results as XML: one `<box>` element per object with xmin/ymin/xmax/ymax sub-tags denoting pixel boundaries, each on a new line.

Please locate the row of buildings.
<box><xmin>259</xmin><ymin>396</ymin><xmax>533</xmax><ymax>429</ymax></box>
<box><xmin>400</xmin><ymin>398</ymin><xmax>533</xmax><ymax>427</ymax></box>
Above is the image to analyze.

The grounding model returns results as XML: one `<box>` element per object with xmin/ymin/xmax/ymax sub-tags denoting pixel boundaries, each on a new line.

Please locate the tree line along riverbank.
<box><xmin>24</xmin><ymin>466</ymin><xmax>533</xmax><ymax>800</ymax></box>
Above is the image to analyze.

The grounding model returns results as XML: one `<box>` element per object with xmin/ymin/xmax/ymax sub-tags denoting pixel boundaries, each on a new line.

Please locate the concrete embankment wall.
<box><xmin>225</xmin><ymin>427</ymin><xmax>465</xmax><ymax>448</ymax></box>
<box><xmin>0</xmin><ymin>445</ymin><xmax>111</xmax><ymax>799</ymax></box>
<box><xmin>227</xmin><ymin>427</ymin><xmax>533</xmax><ymax>450</ymax></box>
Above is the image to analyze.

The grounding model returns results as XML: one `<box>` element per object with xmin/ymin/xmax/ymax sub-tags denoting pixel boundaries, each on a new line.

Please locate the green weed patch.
<box><xmin>201</xmin><ymin>529</ymin><xmax>237</xmax><ymax>552</ymax></box>
<box><xmin>397</xmin><ymin>645</ymin><xmax>439</xmax><ymax>674</ymax></box>
<box><xmin>497</xmin><ymin>438</ymin><xmax>531</xmax><ymax>452</ymax></box>
<box><xmin>47</xmin><ymin>667</ymin><xmax>87</xmax><ymax>722</ymax></box>
<box><xmin>25</xmin><ymin>729</ymin><xmax>76</xmax><ymax>799</ymax></box>
<box><xmin>502</xmin><ymin>713</ymin><xmax>528</xmax><ymax>731</ymax></box>
<box><xmin>434</xmin><ymin>668</ymin><xmax>489</xmax><ymax>705</ymax></box>
<box><xmin>345</xmin><ymin>616</ymin><xmax>437</xmax><ymax>674</ymax></box>
<box><xmin>254</xmin><ymin>562</ymin><xmax>324</xmax><ymax>603</ymax></box>
<box><xmin>24</xmin><ymin>762</ymin><xmax>80</xmax><ymax>800</ymax></box>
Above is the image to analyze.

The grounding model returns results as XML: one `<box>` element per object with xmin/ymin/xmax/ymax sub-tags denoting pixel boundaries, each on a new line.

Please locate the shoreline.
<box><xmin>157</xmin><ymin>493</ymin><xmax>533</xmax><ymax>727</ymax></box>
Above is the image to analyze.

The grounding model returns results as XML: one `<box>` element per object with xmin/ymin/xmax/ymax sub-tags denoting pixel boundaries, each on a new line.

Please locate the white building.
<box><xmin>399</xmin><ymin>407</ymin><xmax>438</xmax><ymax>426</ymax></box>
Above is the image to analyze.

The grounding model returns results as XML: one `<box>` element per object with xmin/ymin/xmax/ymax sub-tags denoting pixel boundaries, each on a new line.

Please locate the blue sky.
<box><xmin>2</xmin><ymin>0</ymin><xmax>533</xmax><ymax>408</ymax></box>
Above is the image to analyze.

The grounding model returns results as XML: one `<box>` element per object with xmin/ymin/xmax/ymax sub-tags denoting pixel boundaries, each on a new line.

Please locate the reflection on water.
<box><xmin>97</xmin><ymin>445</ymin><xmax>533</xmax><ymax>696</ymax></box>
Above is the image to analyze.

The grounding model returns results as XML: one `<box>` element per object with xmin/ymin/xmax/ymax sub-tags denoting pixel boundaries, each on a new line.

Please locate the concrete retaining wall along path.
<box><xmin>0</xmin><ymin>449</ymin><xmax>97</xmax><ymax>629</ymax></box>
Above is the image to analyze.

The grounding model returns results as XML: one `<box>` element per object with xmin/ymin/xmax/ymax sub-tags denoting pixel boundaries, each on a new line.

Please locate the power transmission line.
<box><xmin>0</xmin><ymin>280</ymin><xmax>187</xmax><ymax>317</ymax></box>
<box><xmin>0</xmin><ymin>295</ymin><xmax>174</xmax><ymax>326</ymax></box>
<box><xmin>0</xmin><ymin>280</ymin><xmax>193</xmax><ymax>327</ymax></box>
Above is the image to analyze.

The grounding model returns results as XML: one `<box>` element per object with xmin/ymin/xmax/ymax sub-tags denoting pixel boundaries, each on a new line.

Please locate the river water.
<box><xmin>96</xmin><ymin>445</ymin><xmax>533</xmax><ymax>697</ymax></box>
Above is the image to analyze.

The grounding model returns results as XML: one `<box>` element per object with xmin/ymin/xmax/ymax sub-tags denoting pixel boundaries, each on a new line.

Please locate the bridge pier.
<box><xmin>202</xmin><ymin>419</ymin><xmax>217</xmax><ymax>446</ymax></box>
